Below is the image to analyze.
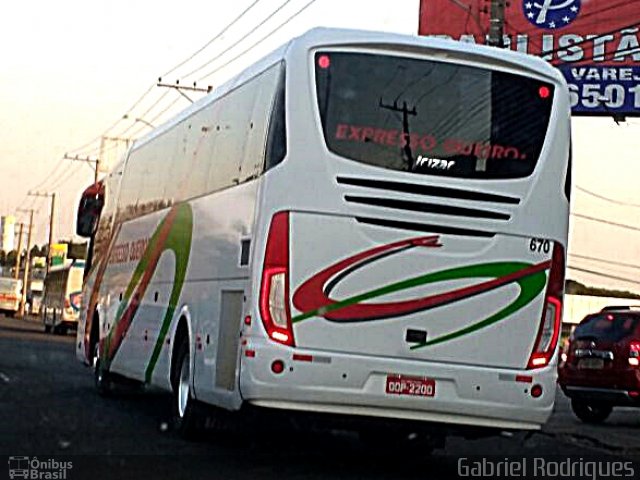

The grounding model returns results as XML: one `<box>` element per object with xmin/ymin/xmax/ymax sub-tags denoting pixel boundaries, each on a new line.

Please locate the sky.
<box><xmin>1</xmin><ymin>0</ymin><xmax>639</xmax><ymax>294</ymax></box>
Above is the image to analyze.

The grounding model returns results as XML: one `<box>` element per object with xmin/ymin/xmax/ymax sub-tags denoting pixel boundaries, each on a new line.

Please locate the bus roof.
<box><xmin>129</xmin><ymin>27</ymin><xmax>563</xmax><ymax>155</ymax></box>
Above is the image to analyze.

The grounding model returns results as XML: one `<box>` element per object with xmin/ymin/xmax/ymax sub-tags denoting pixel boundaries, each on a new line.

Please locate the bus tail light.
<box><xmin>259</xmin><ymin>212</ymin><xmax>295</xmax><ymax>347</ymax></box>
<box><xmin>527</xmin><ymin>243</ymin><xmax>564</xmax><ymax>370</ymax></box>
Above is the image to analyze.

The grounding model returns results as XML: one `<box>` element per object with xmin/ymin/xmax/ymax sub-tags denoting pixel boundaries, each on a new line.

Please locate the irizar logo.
<box><xmin>415</xmin><ymin>155</ymin><xmax>455</xmax><ymax>171</ymax></box>
<box><xmin>523</xmin><ymin>0</ymin><xmax>581</xmax><ymax>30</ymax></box>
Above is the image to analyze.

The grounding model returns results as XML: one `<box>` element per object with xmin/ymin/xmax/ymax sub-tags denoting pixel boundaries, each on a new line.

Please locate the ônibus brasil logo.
<box><xmin>523</xmin><ymin>0</ymin><xmax>581</xmax><ymax>30</ymax></box>
<box><xmin>291</xmin><ymin>236</ymin><xmax>551</xmax><ymax>349</ymax></box>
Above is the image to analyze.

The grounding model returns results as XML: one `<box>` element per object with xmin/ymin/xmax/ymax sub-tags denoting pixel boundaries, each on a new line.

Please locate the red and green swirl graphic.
<box><xmin>100</xmin><ymin>203</ymin><xmax>193</xmax><ymax>381</ymax></box>
<box><xmin>292</xmin><ymin>236</ymin><xmax>550</xmax><ymax>349</ymax></box>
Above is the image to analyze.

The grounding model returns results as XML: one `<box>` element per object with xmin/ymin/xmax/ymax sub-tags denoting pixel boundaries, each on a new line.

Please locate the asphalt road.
<box><xmin>1</xmin><ymin>314</ymin><xmax>638</xmax><ymax>480</ymax></box>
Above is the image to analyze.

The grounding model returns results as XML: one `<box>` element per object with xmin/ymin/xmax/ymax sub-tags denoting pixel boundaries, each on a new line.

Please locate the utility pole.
<box><xmin>63</xmin><ymin>154</ymin><xmax>100</xmax><ymax>183</ymax></box>
<box><xmin>379</xmin><ymin>99</ymin><xmax>417</xmax><ymax>171</ymax></box>
<box><xmin>13</xmin><ymin>223</ymin><xmax>24</xmax><ymax>281</ymax></box>
<box><xmin>28</xmin><ymin>191</ymin><xmax>56</xmax><ymax>274</ymax></box>
<box><xmin>16</xmin><ymin>209</ymin><xmax>34</xmax><ymax>317</ymax></box>
<box><xmin>157</xmin><ymin>79</ymin><xmax>212</xmax><ymax>103</ymax></box>
<box><xmin>488</xmin><ymin>0</ymin><xmax>506</xmax><ymax>47</ymax></box>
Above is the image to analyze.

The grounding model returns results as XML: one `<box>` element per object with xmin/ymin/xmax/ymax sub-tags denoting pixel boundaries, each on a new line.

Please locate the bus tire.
<box><xmin>44</xmin><ymin>324</ymin><xmax>51</xmax><ymax>334</ymax></box>
<box><xmin>53</xmin><ymin>324</ymin><xmax>67</xmax><ymax>335</ymax></box>
<box><xmin>92</xmin><ymin>342</ymin><xmax>113</xmax><ymax>397</ymax></box>
<box><xmin>172</xmin><ymin>337</ymin><xmax>206</xmax><ymax>440</ymax></box>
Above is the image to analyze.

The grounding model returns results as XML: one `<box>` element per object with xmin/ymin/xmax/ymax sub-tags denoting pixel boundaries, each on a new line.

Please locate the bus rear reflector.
<box><xmin>527</xmin><ymin>242</ymin><xmax>564</xmax><ymax>370</ymax></box>
<box><xmin>259</xmin><ymin>212</ymin><xmax>295</xmax><ymax>347</ymax></box>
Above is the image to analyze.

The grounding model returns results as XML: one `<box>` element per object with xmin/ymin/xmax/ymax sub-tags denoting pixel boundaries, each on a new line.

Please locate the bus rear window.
<box><xmin>314</xmin><ymin>52</ymin><xmax>554</xmax><ymax>179</ymax></box>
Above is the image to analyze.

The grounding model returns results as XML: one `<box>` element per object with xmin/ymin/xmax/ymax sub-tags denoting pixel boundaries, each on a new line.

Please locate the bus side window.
<box><xmin>206</xmin><ymin>82</ymin><xmax>256</xmax><ymax>192</ymax></box>
<box><xmin>264</xmin><ymin>63</ymin><xmax>287</xmax><ymax>172</ymax></box>
<box><xmin>241</xmin><ymin>63</ymin><xmax>285</xmax><ymax>180</ymax></box>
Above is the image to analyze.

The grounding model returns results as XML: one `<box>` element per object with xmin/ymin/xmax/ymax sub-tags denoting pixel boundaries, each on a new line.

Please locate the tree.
<box><xmin>30</xmin><ymin>245</ymin><xmax>43</xmax><ymax>259</ymax></box>
<box><xmin>5</xmin><ymin>250</ymin><xmax>17</xmax><ymax>270</ymax></box>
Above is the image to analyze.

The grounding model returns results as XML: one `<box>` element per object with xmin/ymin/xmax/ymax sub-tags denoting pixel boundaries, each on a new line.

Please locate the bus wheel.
<box><xmin>92</xmin><ymin>343</ymin><xmax>112</xmax><ymax>397</ymax></box>
<box><xmin>53</xmin><ymin>324</ymin><xmax>67</xmax><ymax>335</ymax></box>
<box><xmin>172</xmin><ymin>338</ymin><xmax>206</xmax><ymax>440</ymax></box>
<box><xmin>44</xmin><ymin>324</ymin><xmax>51</xmax><ymax>334</ymax></box>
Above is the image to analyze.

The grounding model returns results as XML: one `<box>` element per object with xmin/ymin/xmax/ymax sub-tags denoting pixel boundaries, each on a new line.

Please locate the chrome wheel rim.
<box><xmin>178</xmin><ymin>355</ymin><xmax>190</xmax><ymax>418</ymax></box>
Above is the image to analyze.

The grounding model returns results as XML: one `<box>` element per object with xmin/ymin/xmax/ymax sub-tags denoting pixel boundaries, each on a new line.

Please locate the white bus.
<box><xmin>0</xmin><ymin>278</ymin><xmax>22</xmax><ymax>317</ymax></box>
<box><xmin>42</xmin><ymin>260</ymin><xmax>85</xmax><ymax>334</ymax></box>
<box><xmin>75</xmin><ymin>28</ymin><xmax>571</xmax><ymax>446</ymax></box>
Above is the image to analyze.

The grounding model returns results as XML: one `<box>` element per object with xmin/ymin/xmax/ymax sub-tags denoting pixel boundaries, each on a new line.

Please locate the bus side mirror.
<box><xmin>76</xmin><ymin>184</ymin><xmax>104</xmax><ymax>238</ymax></box>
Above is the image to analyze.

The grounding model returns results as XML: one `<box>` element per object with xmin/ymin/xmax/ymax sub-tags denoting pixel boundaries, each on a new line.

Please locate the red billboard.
<box><xmin>419</xmin><ymin>0</ymin><xmax>640</xmax><ymax>116</ymax></box>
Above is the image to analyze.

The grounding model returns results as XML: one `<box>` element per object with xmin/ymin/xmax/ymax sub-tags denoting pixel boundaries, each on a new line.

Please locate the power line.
<box><xmin>45</xmin><ymin>162</ymin><xmax>77</xmax><ymax>191</ymax></box>
<box><xmin>571</xmin><ymin>212</ymin><xmax>640</xmax><ymax>232</ymax></box>
<box><xmin>113</xmin><ymin>90</ymin><xmax>172</xmax><ymax>138</ymax></box>
<box><xmin>27</xmin><ymin>160</ymin><xmax>66</xmax><ymax>194</ymax></box>
<box><xmin>64</xmin><ymin>84</ymin><xmax>157</xmax><ymax>157</ymax></box>
<box><xmin>134</xmin><ymin>96</ymin><xmax>183</xmax><ymax>133</ymax></box>
<box><xmin>56</xmin><ymin>0</ymin><xmax>315</xmax><ymax>165</ymax></box>
<box><xmin>66</xmin><ymin>1</ymin><xmax>271</xmax><ymax>159</ymax></box>
<box><xmin>576</xmin><ymin>185</ymin><xmax>640</xmax><ymax>208</ymax></box>
<box><xmin>567</xmin><ymin>265</ymin><xmax>639</xmax><ymax>286</ymax></box>
<box><xmin>198</xmin><ymin>0</ymin><xmax>317</xmax><ymax>82</ymax></box>
<box><xmin>445</xmin><ymin>0</ymin><xmax>487</xmax><ymax>36</ymax></box>
<box><xmin>570</xmin><ymin>253</ymin><xmax>640</xmax><ymax>271</ymax></box>
<box><xmin>48</xmin><ymin>162</ymin><xmax>86</xmax><ymax>192</ymax></box>
<box><xmin>185</xmin><ymin>0</ymin><xmax>298</xmax><ymax>80</ymax></box>
<box><xmin>161</xmin><ymin>0</ymin><xmax>264</xmax><ymax>79</ymax></box>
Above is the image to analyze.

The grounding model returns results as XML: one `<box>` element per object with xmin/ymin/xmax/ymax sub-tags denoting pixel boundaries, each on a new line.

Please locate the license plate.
<box><xmin>578</xmin><ymin>358</ymin><xmax>604</xmax><ymax>369</ymax></box>
<box><xmin>385</xmin><ymin>375</ymin><xmax>435</xmax><ymax>397</ymax></box>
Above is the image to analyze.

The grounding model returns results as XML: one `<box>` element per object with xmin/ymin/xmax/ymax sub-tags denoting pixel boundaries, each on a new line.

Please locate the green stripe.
<box><xmin>145</xmin><ymin>204</ymin><xmax>193</xmax><ymax>382</ymax></box>
<box><xmin>292</xmin><ymin>262</ymin><xmax>533</xmax><ymax>323</ymax></box>
<box><xmin>410</xmin><ymin>268</ymin><xmax>547</xmax><ymax>349</ymax></box>
<box><xmin>103</xmin><ymin>203</ymin><xmax>193</xmax><ymax>382</ymax></box>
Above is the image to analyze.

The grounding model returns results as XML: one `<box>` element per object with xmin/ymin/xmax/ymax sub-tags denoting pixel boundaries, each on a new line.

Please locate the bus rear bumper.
<box><xmin>239</xmin><ymin>341</ymin><xmax>556</xmax><ymax>431</ymax></box>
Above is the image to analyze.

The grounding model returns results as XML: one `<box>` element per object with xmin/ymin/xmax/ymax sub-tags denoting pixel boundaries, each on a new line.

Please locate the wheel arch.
<box><xmin>169</xmin><ymin>305</ymin><xmax>193</xmax><ymax>392</ymax></box>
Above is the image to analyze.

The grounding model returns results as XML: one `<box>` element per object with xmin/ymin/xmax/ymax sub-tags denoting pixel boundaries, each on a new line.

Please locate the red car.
<box><xmin>558</xmin><ymin>307</ymin><xmax>640</xmax><ymax>423</ymax></box>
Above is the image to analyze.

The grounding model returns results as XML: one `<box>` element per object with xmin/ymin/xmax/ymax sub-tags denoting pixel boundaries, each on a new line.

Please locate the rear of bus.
<box><xmin>63</xmin><ymin>262</ymin><xmax>85</xmax><ymax>324</ymax></box>
<box><xmin>0</xmin><ymin>278</ymin><xmax>22</xmax><ymax>316</ymax></box>
<box><xmin>240</xmin><ymin>30</ymin><xmax>571</xmax><ymax>432</ymax></box>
